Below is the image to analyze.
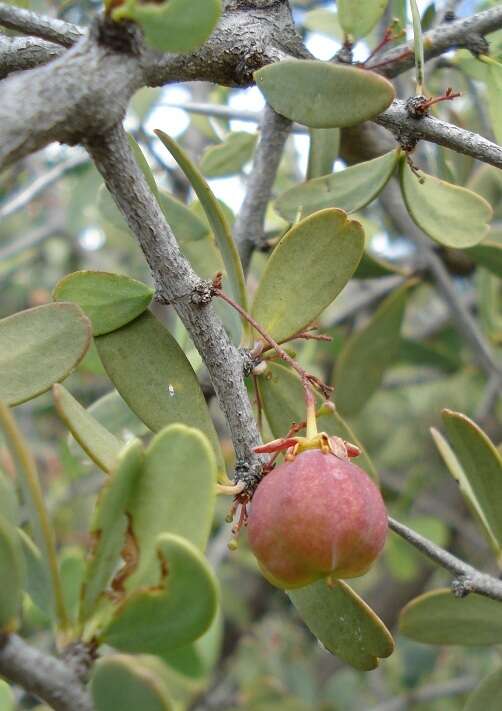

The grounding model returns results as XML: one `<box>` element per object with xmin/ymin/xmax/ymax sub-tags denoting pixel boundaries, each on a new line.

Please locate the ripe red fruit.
<box><xmin>247</xmin><ymin>449</ymin><xmax>387</xmax><ymax>589</ymax></box>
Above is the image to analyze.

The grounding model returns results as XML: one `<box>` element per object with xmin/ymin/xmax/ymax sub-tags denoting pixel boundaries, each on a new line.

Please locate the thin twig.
<box><xmin>0</xmin><ymin>2</ymin><xmax>82</xmax><ymax>47</ymax></box>
<box><xmin>368</xmin><ymin>676</ymin><xmax>476</xmax><ymax>711</ymax></box>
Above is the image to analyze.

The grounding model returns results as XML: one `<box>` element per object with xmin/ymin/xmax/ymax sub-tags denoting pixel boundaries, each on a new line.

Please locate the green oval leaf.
<box><xmin>53</xmin><ymin>271</ymin><xmax>154</xmax><ymax>337</ymax></box>
<box><xmin>334</xmin><ymin>281</ymin><xmax>412</xmax><ymax>416</ymax></box>
<box><xmin>464</xmin><ymin>668</ymin><xmax>502</xmax><ymax>711</ymax></box>
<box><xmin>95</xmin><ymin>310</ymin><xmax>225</xmax><ymax>480</ymax></box>
<box><xmin>0</xmin><ymin>515</ymin><xmax>25</xmax><ymax>632</ymax></box>
<box><xmin>400</xmin><ymin>589</ymin><xmax>502</xmax><ymax>645</ymax></box>
<box><xmin>275</xmin><ymin>150</ymin><xmax>398</xmax><ymax>223</ymax></box>
<box><xmin>465</xmin><ymin>241</ymin><xmax>502</xmax><ymax>279</ymax></box>
<box><xmin>254</xmin><ymin>60</ymin><xmax>395</xmax><ymax>128</ymax></box>
<box><xmin>289</xmin><ymin>579</ymin><xmax>394</xmax><ymax>671</ymax></box>
<box><xmin>86</xmin><ymin>390</ymin><xmax>149</xmax><ymax>441</ymax></box>
<box><xmin>400</xmin><ymin>160</ymin><xmax>493</xmax><ymax>248</ymax></box>
<box><xmin>0</xmin><ymin>303</ymin><xmax>91</xmax><ymax>406</ymax></box>
<box><xmin>257</xmin><ymin>362</ymin><xmax>377</xmax><ymax>481</ymax></box>
<box><xmin>101</xmin><ymin>533</ymin><xmax>218</xmax><ymax>654</ymax></box>
<box><xmin>0</xmin><ymin>681</ymin><xmax>14</xmax><ymax>711</ymax></box>
<box><xmin>252</xmin><ymin>209</ymin><xmax>364</xmax><ymax>344</ymax></box>
<box><xmin>157</xmin><ymin>191</ymin><xmax>209</xmax><ymax>244</ymax></box>
<box><xmin>112</xmin><ymin>0</ymin><xmax>221</xmax><ymax>54</ymax></box>
<box><xmin>201</xmin><ymin>131</ymin><xmax>258</xmax><ymax>178</ymax></box>
<box><xmin>53</xmin><ymin>384</ymin><xmax>122</xmax><ymax>474</ymax></box>
<box><xmin>338</xmin><ymin>0</ymin><xmax>388</xmax><ymax>38</ymax></box>
<box><xmin>440</xmin><ymin>409</ymin><xmax>502</xmax><ymax>552</ymax></box>
<box><xmin>307</xmin><ymin>128</ymin><xmax>340</xmax><ymax>180</ymax></box>
<box><xmin>124</xmin><ymin>424</ymin><xmax>216</xmax><ymax>591</ymax></box>
<box><xmin>80</xmin><ymin>440</ymin><xmax>144</xmax><ymax>623</ymax></box>
<box><xmin>91</xmin><ymin>654</ymin><xmax>173</xmax><ymax>711</ymax></box>
<box><xmin>154</xmin><ymin>130</ymin><xmax>249</xmax><ymax>341</ymax></box>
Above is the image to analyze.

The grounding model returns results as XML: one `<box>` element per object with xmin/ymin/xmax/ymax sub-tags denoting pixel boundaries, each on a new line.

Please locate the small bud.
<box><xmin>228</xmin><ymin>538</ymin><xmax>239</xmax><ymax>551</ymax></box>
<box><xmin>252</xmin><ymin>360</ymin><xmax>268</xmax><ymax>376</ymax></box>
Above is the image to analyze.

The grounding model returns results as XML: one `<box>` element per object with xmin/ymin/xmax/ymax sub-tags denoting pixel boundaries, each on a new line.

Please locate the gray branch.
<box><xmin>84</xmin><ymin>124</ymin><xmax>263</xmax><ymax>473</ymax></box>
<box><xmin>0</xmin><ymin>3</ymin><xmax>82</xmax><ymax>47</ymax></box>
<box><xmin>0</xmin><ymin>33</ymin><xmax>64</xmax><ymax>79</ymax></box>
<box><xmin>389</xmin><ymin>517</ymin><xmax>502</xmax><ymax>602</ymax></box>
<box><xmin>234</xmin><ymin>104</ymin><xmax>291</xmax><ymax>271</ymax></box>
<box><xmin>376</xmin><ymin>5</ymin><xmax>502</xmax><ymax>78</ymax></box>
<box><xmin>376</xmin><ymin>100</ymin><xmax>502</xmax><ymax>170</ymax></box>
<box><xmin>0</xmin><ymin>633</ymin><xmax>92</xmax><ymax>711</ymax></box>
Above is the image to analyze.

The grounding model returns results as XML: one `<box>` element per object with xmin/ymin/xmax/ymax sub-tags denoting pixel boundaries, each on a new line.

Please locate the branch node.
<box><xmin>334</xmin><ymin>40</ymin><xmax>353</xmax><ymax>64</ymax></box>
<box><xmin>190</xmin><ymin>278</ymin><xmax>215</xmax><ymax>306</ymax></box>
<box><xmin>451</xmin><ymin>575</ymin><xmax>475</xmax><ymax>598</ymax></box>
<box><xmin>234</xmin><ymin>457</ymin><xmax>263</xmax><ymax>494</ymax></box>
<box><xmin>405</xmin><ymin>94</ymin><xmax>430</xmax><ymax>119</ymax></box>
<box><xmin>92</xmin><ymin>14</ymin><xmax>142</xmax><ymax>55</ymax></box>
<box><xmin>240</xmin><ymin>348</ymin><xmax>264</xmax><ymax>377</ymax></box>
<box><xmin>61</xmin><ymin>640</ymin><xmax>98</xmax><ymax>684</ymax></box>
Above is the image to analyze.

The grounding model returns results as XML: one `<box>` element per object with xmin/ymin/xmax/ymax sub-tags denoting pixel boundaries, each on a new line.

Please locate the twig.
<box><xmin>0</xmin><ymin>3</ymin><xmax>82</xmax><ymax>47</ymax></box>
<box><xmin>388</xmin><ymin>516</ymin><xmax>502</xmax><ymax>601</ymax></box>
<box><xmin>0</xmin><ymin>151</ymin><xmax>88</xmax><ymax>221</ymax></box>
<box><xmin>233</xmin><ymin>104</ymin><xmax>291</xmax><ymax>271</ymax></box>
<box><xmin>368</xmin><ymin>676</ymin><xmax>476</xmax><ymax>711</ymax></box>
<box><xmin>0</xmin><ymin>33</ymin><xmax>64</xmax><ymax>79</ymax></box>
<box><xmin>0</xmin><ymin>633</ymin><xmax>92</xmax><ymax>711</ymax></box>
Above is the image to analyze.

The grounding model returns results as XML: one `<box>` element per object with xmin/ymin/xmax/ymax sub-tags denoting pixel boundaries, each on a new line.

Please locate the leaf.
<box><xmin>306</xmin><ymin>128</ymin><xmax>340</xmax><ymax>180</ymax></box>
<box><xmin>0</xmin><ymin>303</ymin><xmax>91</xmax><ymax>406</ymax></box>
<box><xmin>303</xmin><ymin>9</ymin><xmax>341</xmax><ymax>39</ymax></box>
<box><xmin>464</xmin><ymin>668</ymin><xmax>502</xmax><ymax>711</ymax></box>
<box><xmin>254</xmin><ymin>60</ymin><xmax>395</xmax><ymax>129</ymax></box>
<box><xmin>124</xmin><ymin>424</ymin><xmax>216</xmax><ymax>591</ymax></box>
<box><xmin>465</xmin><ymin>241</ymin><xmax>502</xmax><ymax>278</ymax></box>
<box><xmin>95</xmin><ymin>311</ymin><xmax>225</xmax><ymax>480</ymax></box>
<box><xmin>91</xmin><ymin>654</ymin><xmax>173</xmax><ymax>711</ymax></box>
<box><xmin>400</xmin><ymin>589</ymin><xmax>502</xmax><ymax>645</ymax></box>
<box><xmin>0</xmin><ymin>681</ymin><xmax>14</xmax><ymax>711</ymax></box>
<box><xmin>400</xmin><ymin>160</ymin><xmax>492</xmax><ymax>248</ymax></box>
<box><xmin>252</xmin><ymin>209</ymin><xmax>364</xmax><ymax>344</ymax></box>
<box><xmin>101</xmin><ymin>533</ymin><xmax>219</xmax><ymax>654</ymax></box>
<box><xmin>18</xmin><ymin>528</ymin><xmax>52</xmax><ymax>616</ymax></box>
<box><xmin>354</xmin><ymin>251</ymin><xmax>406</xmax><ymax>279</ymax></box>
<box><xmin>53</xmin><ymin>384</ymin><xmax>122</xmax><ymax>474</ymax></box>
<box><xmin>80</xmin><ymin>440</ymin><xmax>144</xmax><ymax>622</ymax></box>
<box><xmin>289</xmin><ymin>579</ymin><xmax>394</xmax><ymax>671</ymax></box>
<box><xmin>0</xmin><ymin>514</ymin><xmax>25</xmax><ymax>632</ymax></box>
<box><xmin>338</xmin><ymin>0</ymin><xmax>388</xmax><ymax>39</ymax></box>
<box><xmin>111</xmin><ymin>0</ymin><xmax>221</xmax><ymax>54</ymax></box>
<box><xmin>275</xmin><ymin>151</ymin><xmax>398</xmax><ymax>222</ymax></box>
<box><xmin>53</xmin><ymin>271</ymin><xmax>154</xmax><ymax>337</ymax></box>
<box><xmin>154</xmin><ymin>130</ymin><xmax>249</xmax><ymax>341</ymax></box>
<box><xmin>157</xmin><ymin>191</ymin><xmax>209</xmax><ymax>243</ymax></box>
<box><xmin>86</xmin><ymin>390</ymin><xmax>149</xmax><ymax>441</ymax></box>
<box><xmin>200</xmin><ymin>131</ymin><xmax>258</xmax><ymax>177</ymax></box>
<box><xmin>161</xmin><ymin>611</ymin><xmax>223</xmax><ymax>680</ymax></box>
<box><xmin>60</xmin><ymin>547</ymin><xmax>86</xmax><ymax>623</ymax></box>
<box><xmin>483</xmin><ymin>58</ymin><xmax>502</xmax><ymax>146</ymax></box>
<box><xmin>410</xmin><ymin>0</ymin><xmax>425</xmax><ymax>91</ymax></box>
<box><xmin>0</xmin><ymin>469</ymin><xmax>19</xmax><ymax>526</ymax></box>
<box><xmin>439</xmin><ymin>410</ymin><xmax>502</xmax><ymax>552</ymax></box>
<box><xmin>257</xmin><ymin>362</ymin><xmax>377</xmax><ymax>481</ymax></box>
<box><xmin>334</xmin><ymin>281</ymin><xmax>412</xmax><ymax>416</ymax></box>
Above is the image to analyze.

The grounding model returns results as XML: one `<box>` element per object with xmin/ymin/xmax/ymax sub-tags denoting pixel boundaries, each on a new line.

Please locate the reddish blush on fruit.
<box><xmin>247</xmin><ymin>449</ymin><xmax>387</xmax><ymax>589</ymax></box>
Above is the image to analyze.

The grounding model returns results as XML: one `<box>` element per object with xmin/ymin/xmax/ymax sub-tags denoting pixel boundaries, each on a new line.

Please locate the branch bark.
<box><xmin>0</xmin><ymin>33</ymin><xmax>64</xmax><ymax>79</ymax></box>
<box><xmin>0</xmin><ymin>3</ymin><xmax>83</xmax><ymax>47</ymax></box>
<box><xmin>0</xmin><ymin>633</ymin><xmax>92</xmax><ymax>711</ymax></box>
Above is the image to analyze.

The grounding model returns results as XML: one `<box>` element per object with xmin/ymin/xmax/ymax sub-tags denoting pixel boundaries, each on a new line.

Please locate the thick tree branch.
<box><xmin>0</xmin><ymin>3</ymin><xmax>83</xmax><ymax>47</ymax></box>
<box><xmin>234</xmin><ymin>104</ymin><xmax>291</xmax><ymax>271</ymax></box>
<box><xmin>376</xmin><ymin>5</ymin><xmax>502</xmax><ymax>78</ymax></box>
<box><xmin>376</xmin><ymin>100</ymin><xmax>502</xmax><ymax>170</ymax></box>
<box><xmin>84</xmin><ymin>124</ymin><xmax>263</xmax><ymax>475</ymax></box>
<box><xmin>0</xmin><ymin>633</ymin><xmax>92</xmax><ymax>711</ymax></box>
<box><xmin>389</xmin><ymin>516</ymin><xmax>502</xmax><ymax>602</ymax></box>
<box><xmin>0</xmin><ymin>33</ymin><xmax>64</xmax><ymax>78</ymax></box>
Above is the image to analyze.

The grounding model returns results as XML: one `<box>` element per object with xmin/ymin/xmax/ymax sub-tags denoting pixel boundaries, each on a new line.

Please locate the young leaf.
<box><xmin>154</xmin><ymin>130</ymin><xmax>249</xmax><ymax>341</ymax></box>
<box><xmin>53</xmin><ymin>271</ymin><xmax>154</xmax><ymax>337</ymax></box>
<box><xmin>53</xmin><ymin>384</ymin><xmax>122</xmax><ymax>474</ymax></box>
<box><xmin>0</xmin><ymin>515</ymin><xmax>25</xmax><ymax>632</ymax></box>
<box><xmin>338</xmin><ymin>0</ymin><xmax>388</xmax><ymax>39</ymax></box>
<box><xmin>464</xmin><ymin>668</ymin><xmax>502</xmax><ymax>711</ymax></box>
<box><xmin>200</xmin><ymin>131</ymin><xmax>257</xmax><ymax>177</ymax></box>
<box><xmin>254</xmin><ymin>60</ymin><xmax>395</xmax><ymax>129</ymax></box>
<box><xmin>410</xmin><ymin>0</ymin><xmax>425</xmax><ymax>92</ymax></box>
<box><xmin>289</xmin><ymin>579</ymin><xmax>394</xmax><ymax>671</ymax></box>
<box><xmin>400</xmin><ymin>589</ymin><xmax>502</xmax><ymax>645</ymax></box>
<box><xmin>275</xmin><ymin>150</ymin><xmax>398</xmax><ymax>222</ymax></box>
<box><xmin>95</xmin><ymin>311</ymin><xmax>225</xmax><ymax>480</ymax></box>
<box><xmin>334</xmin><ymin>281</ymin><xmax>412</xmax><ymax>416</ymax></box>
<box><xmin>251</xmin><ymin>209</ymin><xmax>364</xmax><ymax>344</ymax></box>
<box><xmin>111</xmin><ymin>0</ymin><xmax>221</xmax><ymax>54</ymax></box>
<box><xmin>124</xmin><ymin>425</ymin><xmax>217</xmax><ymax>591</ymax></box>
<box><xmin>439</xmin><ymin>409</ymin><xmax>502</xmax><ymax>552</ymax></box>
<box><xmin>101</xmin><ymin>533</ymin><xmax>219</xmax><ymax>654</ymax></box>
<box><xmin>0</xmin><ymin>303</ymin><xmax>91</xmax><ymax>406</ymax></box>
<box><xmin>306</xmin><ymin>128</ymin><xmax>340</xmax><ymax>180</ymax></box>
<box><xmin>80</xmin><ymin>439</ymin><xmax>144</xmax><ymax>622</ymax></box>
<box><xmin>400</xmin><ymin>160</ymin><xmax>492</xmax><ymax>248</ymax></box>
<box><xmin>257</xmin><ymin>362</ymin><xmax>378</xmax><ymax>481</ymax></box>
<box><xmin>91</xmin><ymin>654</ymin><xmax>173</xmax><ymax>711</ymax></box>
<box><xmin>86</xmin><ymin>390</ymin><xmax>149</xmax><ymax>442</ymax></box>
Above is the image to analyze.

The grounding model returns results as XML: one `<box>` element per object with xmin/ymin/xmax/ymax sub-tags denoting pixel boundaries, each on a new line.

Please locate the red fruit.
<box><xmin>247</xmin><ymin>449</ymin><xmax>387</xmax><ymax>589</ymax></box>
